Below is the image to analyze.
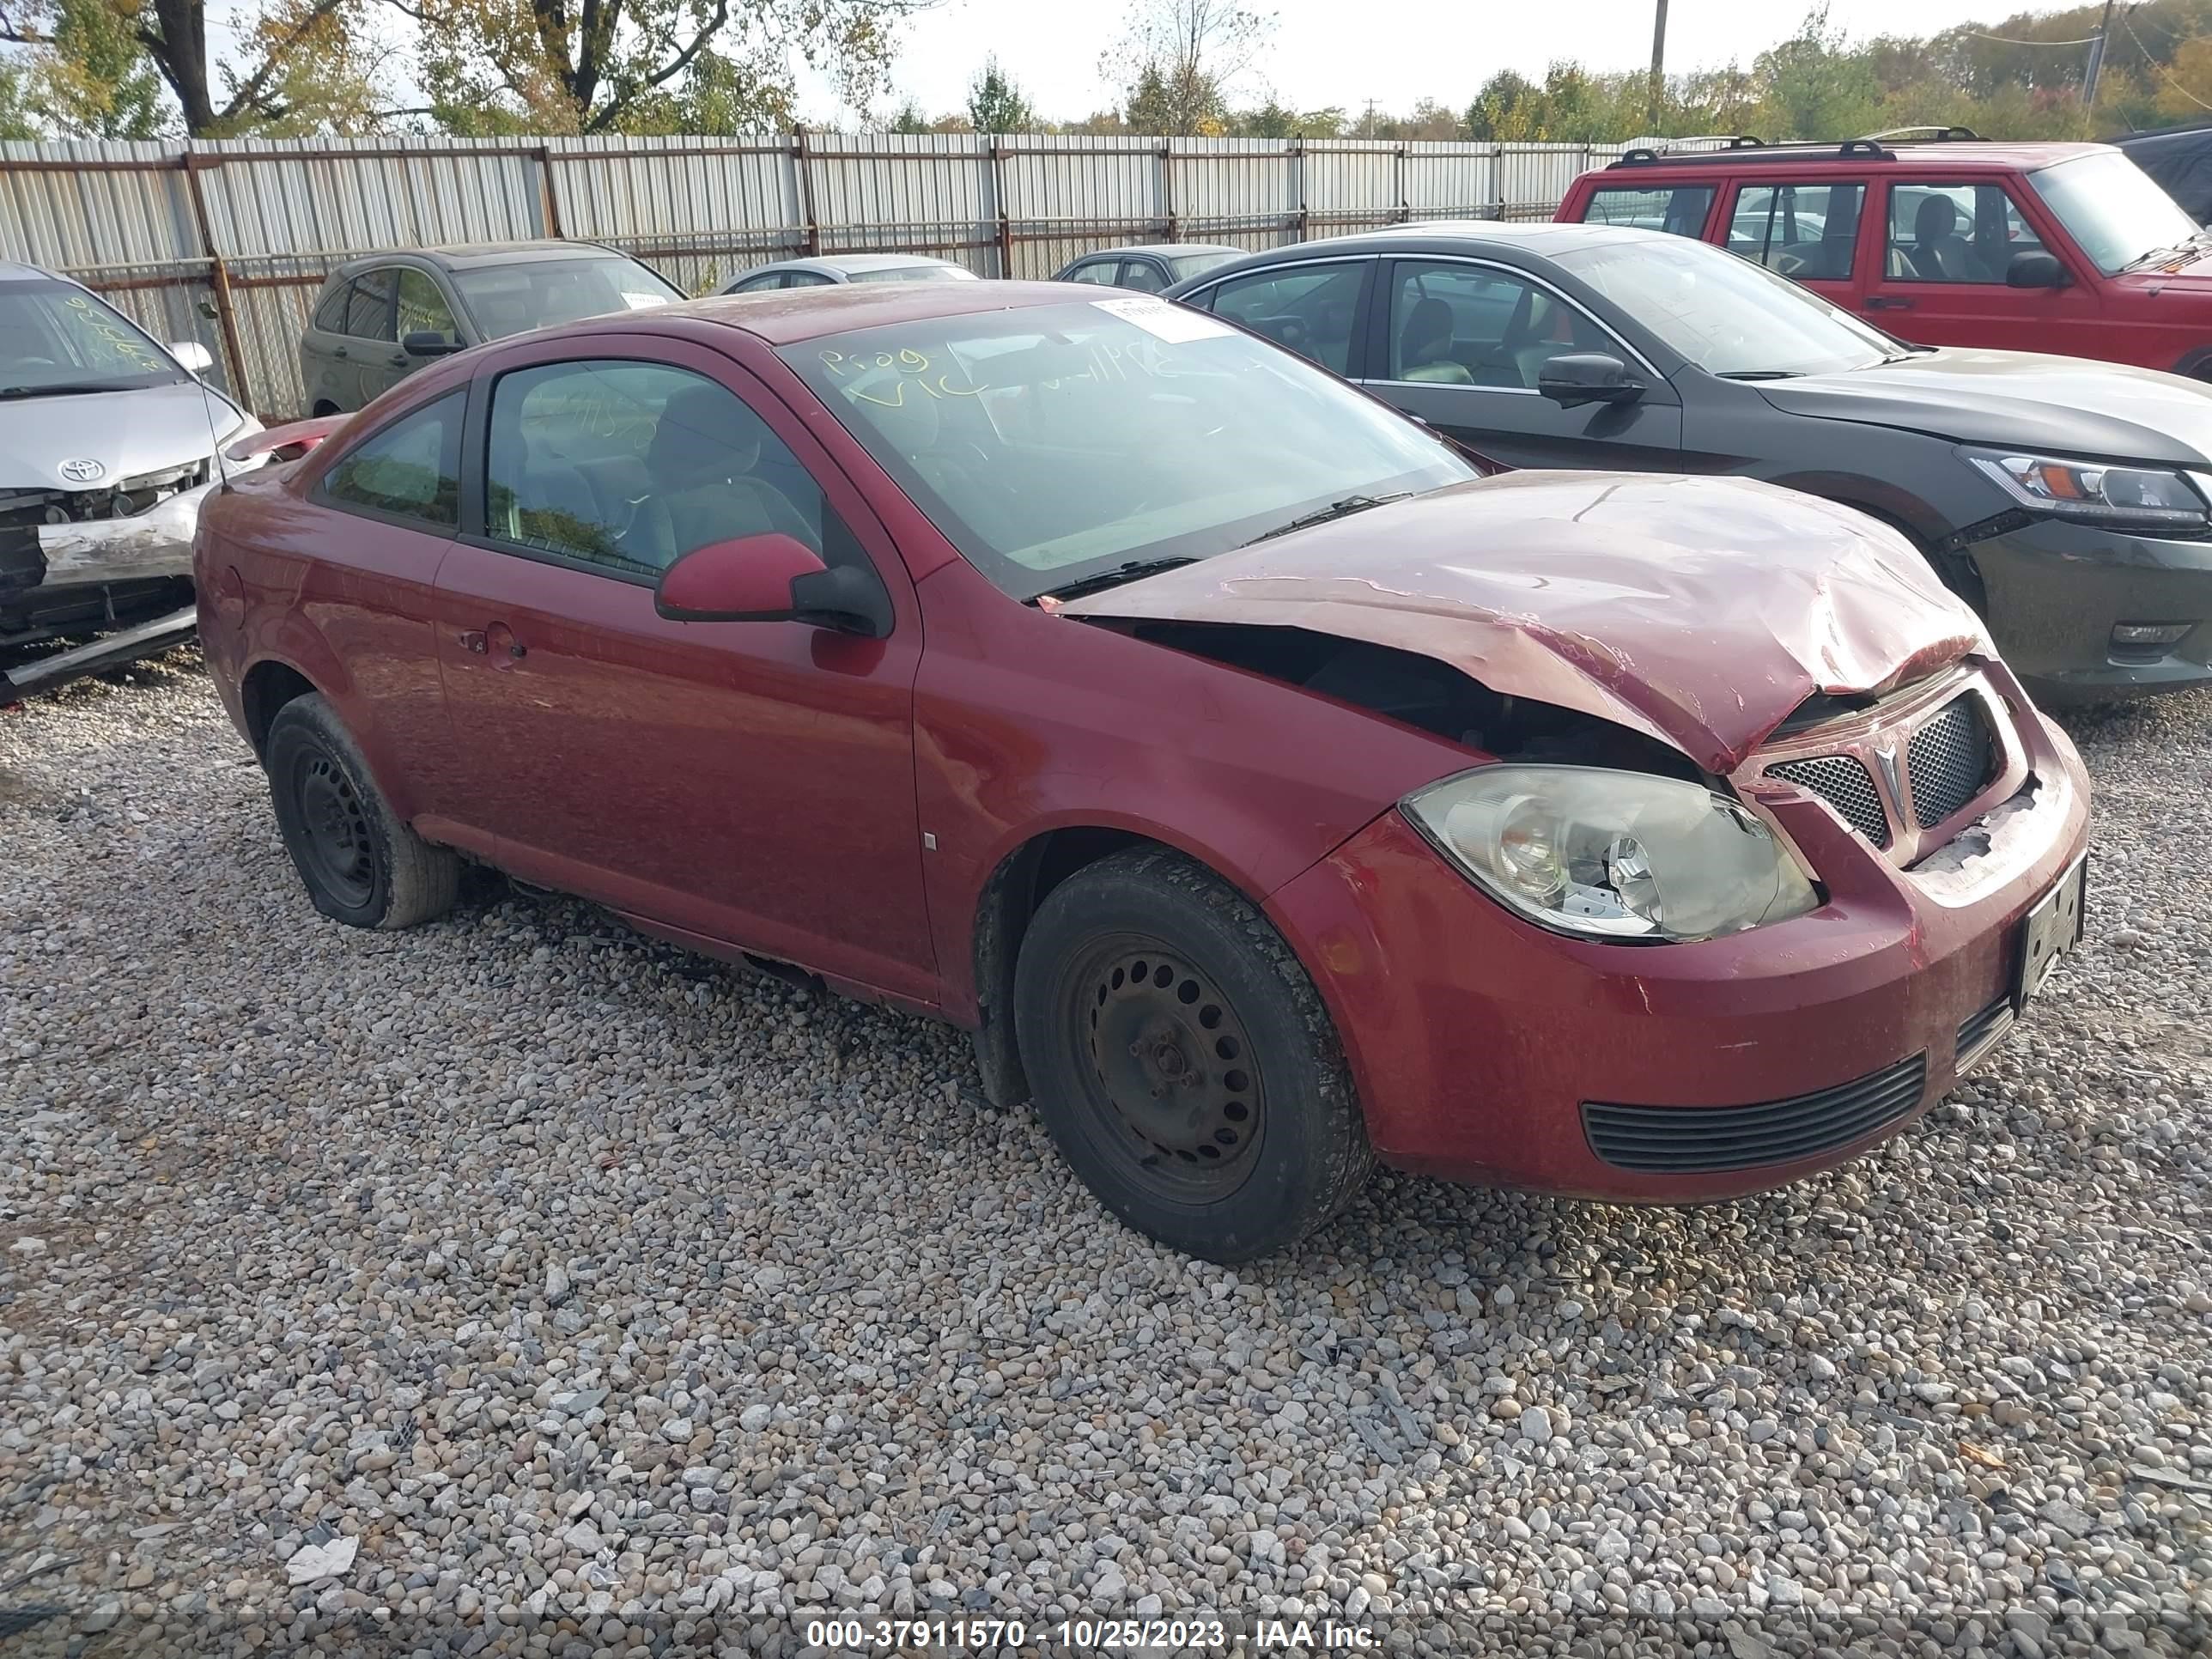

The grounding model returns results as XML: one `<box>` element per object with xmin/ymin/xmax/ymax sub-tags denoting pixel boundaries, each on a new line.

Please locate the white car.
<box><xmin>1</xmin><ymin>260</ymin><xmax>262</xmax><ymax>698</ymax></box>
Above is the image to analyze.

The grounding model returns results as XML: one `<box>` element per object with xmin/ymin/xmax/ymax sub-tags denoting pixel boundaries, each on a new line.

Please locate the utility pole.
<box><xmin>1647</xmin><ymin>0</ymin><xmax>1670</xmax><ymax>131</ymax></box>
<box><xmin>2082</xmin><ymin>0</ymin><xmax>2118</xmax><ymax>116</ymax></box>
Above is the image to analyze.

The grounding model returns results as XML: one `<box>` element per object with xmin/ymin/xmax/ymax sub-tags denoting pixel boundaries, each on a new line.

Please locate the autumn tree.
<box><xmin>0</xmin><ymin>0</ymin><xmax>375</xmax><ymax>132</ymax></box>
<box><xmin>398</xmin><ymin>0</ymin><xmax>919</xmax><ymax>135</ymax></box>
<box><xmin>1103</xmin><ymin>0</ymin><xmax>1270</xmax><ymax>136</ymax></box>
<box><xmin>965</xmin><ymin>52</ymin><xmax>1030</xmax><ymax>131</ymax></box>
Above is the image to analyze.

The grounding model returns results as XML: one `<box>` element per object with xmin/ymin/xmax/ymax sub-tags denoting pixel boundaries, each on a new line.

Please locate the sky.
<box><xmin>808</xmin><ymin>0</ymin><xmax>2033</xmax><ymax>124</ymax></box>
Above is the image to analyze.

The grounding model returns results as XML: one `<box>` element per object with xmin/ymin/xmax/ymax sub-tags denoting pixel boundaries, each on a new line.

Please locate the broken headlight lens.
<box><xmin>1963</xmin><ymin>448</ymin><xmax>2208</xmax><ymax>528</ymax></box>
<box><xmin>1402</xmin><ymin>766</ymin><xmax>1820</xmax><ymax>944</ymax></box>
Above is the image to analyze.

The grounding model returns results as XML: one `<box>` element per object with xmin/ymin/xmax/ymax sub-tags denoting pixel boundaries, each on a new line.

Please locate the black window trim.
<box><xmin>312</xmin><ymin>384</ymin><xmax>471</xmax><ymax>538</ymax></box>
<box><xmin>455</xmin><ymin>347</ymin><xmax>897</xmax><ymax>600</ymax></box>
<box><xmin>1177</xmin><ymin>252</ymin><xmax>1381</xmax><ymax>377</ymax></box>
<box><xmin>1360</xmin><ymin>252</ymin><xmax>1669</xmax><ymax>392</ymax></box>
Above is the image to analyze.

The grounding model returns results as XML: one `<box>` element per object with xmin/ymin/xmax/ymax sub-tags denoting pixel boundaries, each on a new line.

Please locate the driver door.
<box><xmin>428</xmin><ymin>339</ymin><xmax>937</xmax><ymax>1004</ymax></box>
<box><xmin>1359</xmin><ymin>258</ymin><xmax>1681</xmax><ymax>471</ymax></box>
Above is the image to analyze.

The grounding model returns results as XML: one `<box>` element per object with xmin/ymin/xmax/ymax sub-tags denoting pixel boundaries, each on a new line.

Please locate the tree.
<box><xmin>1231</xmin><ymin>97</ymin><xmax>1340</xmax><ymax>137</ymax></box>
<box><xmin>399</xmin><ymin>0</ymin><xmax>918</xmax><ymax>135</ymax></box>
<box><xmin>1103</xmin><ymin>0</ymin><xmax>1270</xmax><ymax>136</ymax></box>
<box><xmin>965</xmin><ymin>52</ymin><xmax>1030</xmax><ymax>131</ymax></box>
<box><xmin>888</xmin><ymin>94</ymin><xmax>928</xmax><ymax>132</ymax></box>
<box><xmin>1752</xmin><ymin>5</ymin><xmax>1881</xmax><ymax>143</ymax></box>
<box><xmin>1465</xmin><ymin>69</ymin><xmax>1540</xmax><ymax>141</ymax></box>
<box><xmin>0</xmin><ymin>0</ymin><xmax>373</xmax><ymax>132</ymax></box>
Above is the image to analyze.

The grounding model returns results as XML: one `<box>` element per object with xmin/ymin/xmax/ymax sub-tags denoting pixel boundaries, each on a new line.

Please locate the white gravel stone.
<box><xmin>3</xmin><ymin>655</ymin><xmax>2209</xmax><ymax>1656</ymax></box>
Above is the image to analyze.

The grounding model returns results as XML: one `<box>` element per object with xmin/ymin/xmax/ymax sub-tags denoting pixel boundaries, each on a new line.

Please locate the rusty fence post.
<box><xmin>990</xmin><ymin>141</ymin><xmax>1014</xmax><ymax>278</ymax></box>
<box><xmin>794</xmin><ymin>127</ymin><xmax>820</xmax><ymax>256</ymax></box>
<box><xmin>537</xmin><ymin>145</ymin><xmax>566</xmax><ymax>240</ymax></box>
<box><xmin>179</xmin><ymin>150</ymin><xmax>252</xmax><ymax>411</ymax></box>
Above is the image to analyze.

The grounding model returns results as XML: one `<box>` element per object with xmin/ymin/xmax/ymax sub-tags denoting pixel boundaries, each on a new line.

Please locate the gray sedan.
<box><xmin>718</xmin><ymin>254</ymin><xmax>980</xmax><ymax>294</ymax></box>
<box><xmin>1053</xmin><ymin>243</ymin><xmax>1244</xmax><ymax>293</ymax></box>
<box><xmin>1167</xmin><ymin>221</ymin><xmax>2212</xmax><ymax>699</ymax></box>
<box><xmin>2</xmin><ymin>259</ymin><xmax>262</xmax><ymax>697</ymax></box>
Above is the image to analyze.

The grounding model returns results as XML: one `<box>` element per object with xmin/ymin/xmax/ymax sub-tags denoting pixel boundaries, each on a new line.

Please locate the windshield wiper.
<box><xmin>1029</xmin><ymin>556</ymin><xmax>1199</xmax><ymax>605</ymax></box>
<box><xmin>1714</xmin><ymin>369</ymin><xmax>1803</xmax><ymax>380</ymax></box>
<box><xmin>1242</xmin><ymin>492</ymin><xmax>1412</xmax><ymax>547</ymax></box>
<box><xmin>0</xmin><ymin>380</ymin><xmax>128</xmax><ymax>399</ymax></box>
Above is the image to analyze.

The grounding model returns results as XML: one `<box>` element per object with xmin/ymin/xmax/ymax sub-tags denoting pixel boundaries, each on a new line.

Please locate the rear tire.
<box><xmin>264</xmin><ymin>694</ymin><xmax>459</xmax><ymax>930</ymax></box>
<box><xmin>1013</xmin><ymin>848</ymin><xmax>1371</xmax><ymax>1261</ymax></box>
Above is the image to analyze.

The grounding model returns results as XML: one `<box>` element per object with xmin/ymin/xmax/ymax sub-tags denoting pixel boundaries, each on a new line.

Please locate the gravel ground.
<box><xmin>2</xmin><ymin>654</ymin><xmax>2209</xmax><ymax>1659</ymax></box>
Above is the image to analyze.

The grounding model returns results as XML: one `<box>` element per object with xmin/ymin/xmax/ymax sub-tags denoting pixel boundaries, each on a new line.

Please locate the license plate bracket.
<box><xmin>2014</xmin><ymin>855</ymin><xmax>2087</xmax><ymax>1009</ymax></box>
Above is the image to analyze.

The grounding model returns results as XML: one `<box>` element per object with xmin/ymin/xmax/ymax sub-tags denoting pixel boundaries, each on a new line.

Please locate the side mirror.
<box><xmin>167</xmin><ymin>340</ymin><xmax>215</xmax><ymax>376</ymax></box>
<box><xmin>1535</xmin><ymin>352</ymin><xmax>1645</xmax><ymax>409</ymax></box>
<box><xmin>403</xmin><ymin>330</ymin><xmax>464</xmax><ymax>356</ymax></box>
<box><xmin>654</xmin><ymin>534</ymin><xmax>894</xmax><ymax>638</ymax></box>
<box><xmin>2006</xmin><ymin>252</ymin><xmax>2072</xmax><ymax>289</ymax></box>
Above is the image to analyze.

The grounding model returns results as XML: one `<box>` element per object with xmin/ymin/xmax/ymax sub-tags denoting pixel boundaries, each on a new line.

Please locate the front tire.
<box><xmin>1013</xmin><ymin>848</ymin><xmax>1371</xmax><ymax>1261</ymax></box>
<box><xmin>264</xmin><ymin>693</ymin><xmax>459</xmax><ymax>929</ymax></box>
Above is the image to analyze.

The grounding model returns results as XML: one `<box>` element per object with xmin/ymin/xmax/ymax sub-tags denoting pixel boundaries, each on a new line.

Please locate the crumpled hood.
<box><xmin>1758</xmin><ymin>347</ymin><xmax>2212</xmax><ymax>466</ymax></box>
<box><xmin>1061</xmin><ymin>472</ymin><xmax>1989</xmax><ymax>775</ymax></box>
<box><xmin>0</xmin><ymin>379</ymin><xmax>248</xmax><ymax>489</ymax></box>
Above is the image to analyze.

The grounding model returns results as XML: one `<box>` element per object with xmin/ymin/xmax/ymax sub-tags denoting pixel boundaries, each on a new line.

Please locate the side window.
<box><xmin>1385</xmin><ymin>261</ymin><xmax>1613</xmax><ymax>388</ymax></box>
<box><xmin>1117</xmin><ymin>259</ymin><xmax>1168</xmax><ymax>294</ymax></box>
<box><xmin>732</xmin><ymin>271</ymin><xmax>784</xmax><ymax>292</ymax></box>
<box><xmin>784</xmin><ymin>270</ymin><xmax>836</xmax><ymax>289</ymax></box>
<box><xmin>1207</xmin><ymin>260</ymin><xmax>1367</xmax><ymax>373</ymax></box>
<box><xmin>1064</xmin><ymin>261</ymin><xmax>1119</xmax><ymax>286</ymax></box>
<box><xmin>319</xmin><ymin>392</ymin><xmax>463</xmax><ymax>527</ymax></box>
<box><xmin>1887</xmin><ymin>182</ymin><xmax>2048</xmax><ymax>283</ymax></box>
<box><xmin>484</xmin><ymin>359</ymin><xmax>856</xmax><ymax>580</ymax></box>
<box><xmin>343</xmin><ymin>268</ymin><xmax>397</xmax><ymax>340</ymax></box>
<box><xmin>1729</xmin><ymin>183</ymin><xmax>1864</xmax><ymax>280</ymax></box>
<box><xmin>313</xmin><ymin>280</ymin><xmax>353</xmax><ymax>332</ymax></box>
<box><xmin>1578</xmin><ymin>184</ymin><xmax>1714</xmax><ymax>237</ymax></box>
<box><xmin>395</xmin><ymin>270</ymin><xmax>460</xmax><ymax>343</ymax></box>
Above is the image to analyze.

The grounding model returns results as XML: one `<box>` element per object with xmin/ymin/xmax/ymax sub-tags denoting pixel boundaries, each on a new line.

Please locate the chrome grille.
<box><xmin>1908</xmin><ymin>696</ymin><xmax>1996</xmax><ymax>829</ymax></box>
<box><xmin>1765</xmin><ymin>754</ymin><xmax>1889</xmax><ymax>846</ymax></box>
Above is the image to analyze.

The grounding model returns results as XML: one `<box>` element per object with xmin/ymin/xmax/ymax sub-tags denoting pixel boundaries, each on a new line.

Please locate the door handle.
<box><xmin>459</xmin><ymin>629</ymin><xmax>487</xmax><ymax>654</ymax></box>
<box><xmin>333</xmin><ymin>345</ymin><xmax>349</xmax><ymax>359</ymax></box>
<box><xmin>387</xmin><ymin>353</ymin><xmax>409</xmax><ymax>367</ymax></box>
<box><xmin>1865</xmin><ymin>296</ymin><xmax>1913</xmax><ymax>311</ymax></box>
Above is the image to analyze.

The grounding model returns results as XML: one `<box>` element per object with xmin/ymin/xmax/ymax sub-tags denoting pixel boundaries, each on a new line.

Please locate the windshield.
<box><xmin>1172</xmin><ymin>250</ymin><xmax>1240</xmax><ymax>280</ymax></box>
<box><xmin>452</xmin><ymin>258</ymin><xmax>681</xmax><ymax>339</ymax></box>
<box><xmin>1554</xmin><ymin>234</ymin><xmax>1899</xmax><ymax>377</ymax></box>
<box><xmin>849</xmin><ymin>264</ymin><xmax>977</xmax><ymax>284</ymax></box>
<box><xmin>781</xmin><ymin>297</ymin><xmax>1474</xmax><ymax>599</ymax></box>
<box><xmin>2028</xmin><ymin>151</ymin><xmax>2203</xmax><ymax>273</ymax></box>
<box><xmin>0</xmin><ymin>279</ymin><xmax>187</xmax><ymax>396</ymax></box>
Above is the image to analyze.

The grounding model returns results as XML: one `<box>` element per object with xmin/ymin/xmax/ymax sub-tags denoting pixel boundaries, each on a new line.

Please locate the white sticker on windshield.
<box><xmin>623</xmin><ymin>293</ymin><xmax>671</xmax><ymax>310</ymax></box>
<box><xmin>1091</xmin><ymin>295</ymin><xmax>1232</xmax><ymax>343</ymax></box>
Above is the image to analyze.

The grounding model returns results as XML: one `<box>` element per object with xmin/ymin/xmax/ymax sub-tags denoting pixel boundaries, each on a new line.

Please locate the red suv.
<box><xmin>1557</xmin><ymin>135</ymin><xmax>2212</xmax><ymax>378</ymax></box>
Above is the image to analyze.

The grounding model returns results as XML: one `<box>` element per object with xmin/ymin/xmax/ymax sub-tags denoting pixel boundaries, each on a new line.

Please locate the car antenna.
<box><xmin>191</xmin><ymin>296</ymin><xmax>234</xmax><ymax>494</ymax></box>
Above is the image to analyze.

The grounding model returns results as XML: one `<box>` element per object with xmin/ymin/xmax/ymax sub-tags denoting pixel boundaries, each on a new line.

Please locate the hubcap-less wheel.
<box><xmin>1076</xmin><ymin>933</ymin><xmax>1263</xmax><ymax>1200</ymax></box>
<box><xmin>293</xmin><ymin>750</ymin><xmax>375</xmax><ymax>909</ymax></box>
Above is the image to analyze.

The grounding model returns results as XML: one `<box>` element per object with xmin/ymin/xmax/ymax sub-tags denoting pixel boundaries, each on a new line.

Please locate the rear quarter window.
<box><xmin>1577</xmin><ymin>183</ymin><xmax>1715</xmax><ymax>238</ymax></box>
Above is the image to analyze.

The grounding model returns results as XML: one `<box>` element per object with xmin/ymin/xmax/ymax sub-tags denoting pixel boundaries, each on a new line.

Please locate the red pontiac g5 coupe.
<box><xmin>195</xmin><ymin>281</ymin><xmax>2091</xmax><ymax>1261</ymax></box>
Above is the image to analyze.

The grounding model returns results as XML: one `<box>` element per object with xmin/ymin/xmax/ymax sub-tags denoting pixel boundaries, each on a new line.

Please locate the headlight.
<box><xmin>1963</xmin><ymin>447</ymin><xmax>2208</xmax><ymax>528</ymax></box>
<box><xmin>1402</xmin><ymin>766</ymin><xmax>1820</xmax><ymax>944</ymax></box>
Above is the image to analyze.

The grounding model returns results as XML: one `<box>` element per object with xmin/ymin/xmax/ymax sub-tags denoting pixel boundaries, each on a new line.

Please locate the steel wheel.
<box><xmin>290</xmin><ymin>747</ymin><xmax>376</xmax><ymax>910</ymax></box>
<box><xmin>1073</xmin><ymin>932</ymin><xmax>1265</xmax><ymax>1200</ymax></box>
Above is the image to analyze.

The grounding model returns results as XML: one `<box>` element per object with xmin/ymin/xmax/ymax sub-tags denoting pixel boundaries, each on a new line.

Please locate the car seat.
<box><xmin>629</xmin><ymin>382</ymin><xmax>815</xmax><ymax>568</ymax></box>
<box><xmin>1910</xmin><ymin>197</ymin><xmax>1988</xmax><ymax>282</ymax></box>
<box><xmin>1398</xmin><ymin>296</ymin><xmax>1473</xmax><ymax>383</ymax></box>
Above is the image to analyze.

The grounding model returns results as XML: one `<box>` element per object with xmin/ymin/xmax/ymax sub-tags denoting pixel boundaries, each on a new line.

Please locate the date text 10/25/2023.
<box><xmin>802</xmin><ymin>1616</ymin><xmax>1380</xmax><ymax>1650</ymax></box>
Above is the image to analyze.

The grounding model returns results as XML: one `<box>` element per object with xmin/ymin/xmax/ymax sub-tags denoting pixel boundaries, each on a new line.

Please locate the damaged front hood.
<box><xmin>1</xmin><ymin>379</ymin><xmax>249</xmax><ymax>489</ymax></box>
<box><xmin>1061</xmin><ymin>472</ymin><xmax>1988</xmax><ymax>774</ymax></box>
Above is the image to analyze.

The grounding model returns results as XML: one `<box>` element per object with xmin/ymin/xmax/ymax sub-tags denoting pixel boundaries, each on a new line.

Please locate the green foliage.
<box><xmin>965</xmin><ymin>53</ymin><xmax>1030</xmax><ymax>132</ymax></box>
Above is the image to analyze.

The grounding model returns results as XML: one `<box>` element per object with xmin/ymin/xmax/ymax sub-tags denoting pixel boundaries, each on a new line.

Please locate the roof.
<box><xmin>0</xmin><ymin>259</ymin><xmax>62</xmax><ymax>283</ymax></box>
<box><xmin>1083</xmin><ymin>243</ymin><xmax>1244</xmax><ymax>259</ymax></box>
<box><xmin>750</xmin><ymin>253</ymin><xmax>969</xmax><ymax>276</ymax></box>
<box><xmin>637</xmin><ymin>280</ymin><xmax>1110</xmax><ymax>346</ymax></box>
<box><xmin>1601</xmin><ymin>139</ymin><xmax>2114</xmax><ymax>174</ymax></box>
<box><xmin>338</xmin><ymin>240</ymin><xmax>624</xmax><ymax>273</ymax></box>
<box><xmin>1197</xmin><ymin>221</ymin><xmax>1668</xmax><ymax>266</ymax></box>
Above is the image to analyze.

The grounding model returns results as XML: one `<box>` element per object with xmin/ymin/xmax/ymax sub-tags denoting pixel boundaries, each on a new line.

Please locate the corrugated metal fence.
<box><xmin>0</xmin><ymin>133</ymin><xmax>1626</xmax><ymax>418</ymax></box>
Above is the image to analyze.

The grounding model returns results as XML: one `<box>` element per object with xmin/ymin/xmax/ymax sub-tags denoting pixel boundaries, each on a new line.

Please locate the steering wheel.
<box><xmin>1771</xmin><ymin>250</ymin><xmax>1810</xmax><ymax>276</ymax></box>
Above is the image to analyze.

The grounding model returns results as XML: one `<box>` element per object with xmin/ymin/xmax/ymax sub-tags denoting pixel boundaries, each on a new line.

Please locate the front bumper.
<box><xmin>1266</xmin><ymin>690</ymin><xmax>2092</xmax><ymax>1202</ymax></box>
<box><xmin>1967</xmin><ymin>514</ymin><xmax>2212</xmax><ymax>699</ymax></box>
